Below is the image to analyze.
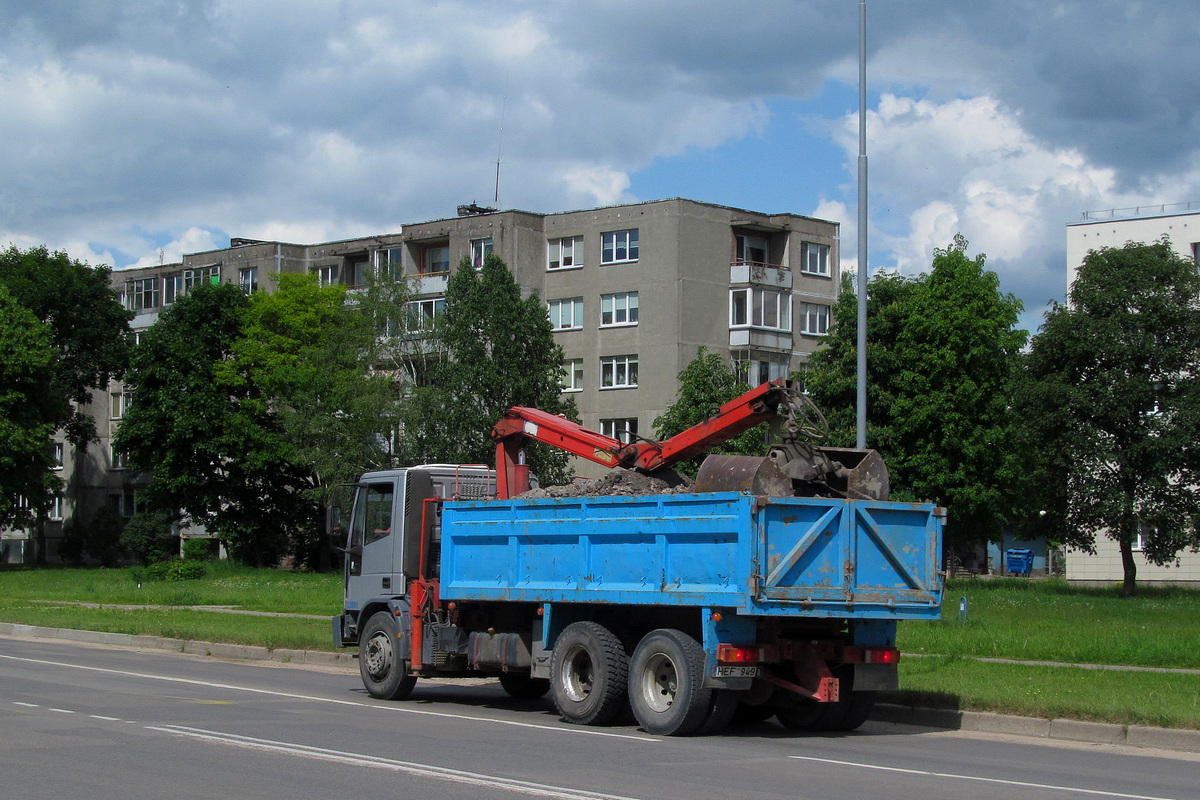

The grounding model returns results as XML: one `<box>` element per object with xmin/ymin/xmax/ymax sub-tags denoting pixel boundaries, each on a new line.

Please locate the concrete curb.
<box><xmin>3</xmin><ymin>622</ymin><xmax>1197</xmax><ymax>753</ymax></box>
<box><xmin>874</xmin><ymin>703</ymin><xmax>1200</xmax><ymax>754</ymax></box>
<box><xmin>0</xmin><ymin>622</ymin><xmax>358</xmax><ymax>670</ymax></box>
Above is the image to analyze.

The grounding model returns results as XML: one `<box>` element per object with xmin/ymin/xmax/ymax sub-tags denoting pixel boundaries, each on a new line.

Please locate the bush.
<box><xmin>148</xmin><ymin>558</ymin><xmax>207</xmax><ymax>581</ymax></box>
<box><xmin>122</xmin><ymin>509</ymin><xmax>177</xmax><ymax>566</ymax></box>
<box><xmin>181</xmin><ymin>537</ymin><xmax>215</xmax><ymax>562</ymax></box>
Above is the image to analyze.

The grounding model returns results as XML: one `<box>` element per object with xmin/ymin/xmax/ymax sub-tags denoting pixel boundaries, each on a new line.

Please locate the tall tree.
<box><xmin>0</xmin><ymin>285</ymin><xmax>59</xmax><ymax>529</ymax></box>
<box><xmin>1015</xmin><ymin>238</ymin><xmax>1200</xmax><ymax>596</ymax></box>
<box><xmin>652</xmin><ymin>346</ymin><xmax>763</xmax><ymax>476</ymax></box>
<box><xmin>115</xmin><ymin>282</ymin><xmax>311</xmax><ymax>566</ymax></box>
<box><xmin>807</xmin><ymin>236</ymin><xmax>1026</xmax><ymax>546</ymax></box>
<box><xmin>398</xmin><ymin>254</ymin><xmax>576</xmax><ymax>486</ymax></box>
<box><xmin>0</xmin><ymin>245</ymin><xmax>133</xmax><ymax>447</ymax></box>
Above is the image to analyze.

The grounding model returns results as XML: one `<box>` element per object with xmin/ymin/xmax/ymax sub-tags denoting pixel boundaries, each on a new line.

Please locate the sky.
<box><xmin>3</xmin><ymin>1</ymin><xmax>1199</xmax><ymax>334</ymax></box>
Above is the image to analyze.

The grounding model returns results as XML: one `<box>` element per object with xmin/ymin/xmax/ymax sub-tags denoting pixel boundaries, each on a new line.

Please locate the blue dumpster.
<box><xmin>1006</xmin><ymin>548</ymin><xmax>1033</xmax><ymax>576</ymax></box>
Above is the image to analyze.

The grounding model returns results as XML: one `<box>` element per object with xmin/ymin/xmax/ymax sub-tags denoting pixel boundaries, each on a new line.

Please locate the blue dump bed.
<box><xmin>440</xmin><ymin>492</ymin><xmax>943</xmax><ymax>620</ymax></box>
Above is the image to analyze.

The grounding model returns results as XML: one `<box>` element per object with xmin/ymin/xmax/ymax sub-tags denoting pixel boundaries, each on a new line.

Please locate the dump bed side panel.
<box><xmin>440</xmin><ymin>493</ymin><xmax>943</xmax><ymax>619</ymax></box>
<box><xmin>439</xmin><ymin>493</ymin><xmax>752</xmax><ymax>607</ymax></box>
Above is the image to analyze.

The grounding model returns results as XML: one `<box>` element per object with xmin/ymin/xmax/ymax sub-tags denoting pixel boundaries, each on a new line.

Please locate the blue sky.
<box><xmin>3</xmin><ymin>1</ymin><xmax>1199</xmax><ymax>336</ymax></box>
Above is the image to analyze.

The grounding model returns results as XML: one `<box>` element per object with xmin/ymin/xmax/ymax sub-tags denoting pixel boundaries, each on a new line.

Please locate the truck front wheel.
<box><xmin>359</xmin><ymin>611</ymin><xmax>417</xmax><ymax>700</ymax></box>
<box><xmin>549</xmin><ymin>621</ymin><xmax>628</xmax><ymax>725</ymax></box>
<box><xmin>628</xmin><ymin>629</ymin><xmax>712</xmax><ymax>736</ymax></box>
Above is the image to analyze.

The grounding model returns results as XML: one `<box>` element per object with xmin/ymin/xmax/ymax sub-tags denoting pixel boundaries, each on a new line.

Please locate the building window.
<box><xmin>600</xmin><ymin>417</ymin><xmax>639</xmax><ymax>445</ymax></box>
<box><xmin>314</xmin><ymin>265</ymin><xmax>340</xmax><ymax>287</ymax></box>
<box><xmin>239</xmin><ymin>267</ymin><xmax>258</xmax><ymax>294</ymax></box>
<box><xmin>601</xmin><ymin>229</ymin><xmax>639</xmax><ymax>264</ymax></box>
<box><xmin>164</xmin><ymin>273</ymin><xmax>182</xmax><ymax>305</ymax></box>
<box><xmin>735</xmin><ymin>234</ymin><xmax>769</xmax><ymax>265</ymax></box>
<box><xmin>600</xmin><ymin>292</ymin><xmax>638</xmax><ymax>327</ymax></box>
<box><xmin>471</xmin><ymin>238</ymin><xmax>493</xmax><ymax>269</ymax></box>
<box><xmin>799</xmin><ymin>302</ymin><xmax>830</xmax><ymax>335</ymax></box>
<box><xmin>548</xmin><ymin>298</ymin><xmax>584</xmax><ymax>331</ymax></box>
<box><xmin>548</xmin><ymin>236</ymin><xmax>584</xmax><ymax>270</ymax></box>
<box><xmin>405</xmin><ymin>298</ymin><xmax>445</xmax><ymax>332</ymax></box>
<box><xmin>184</xmin><ymin>265</ymin><xmax>221</xmax><ymax>292</ymax></box>
<box><xmin>422</xmin><ymin>245</ymin><xmax>450</xmax><ymax>275</ymax></box>
<box><xmin>119</xmin><ymin>489</ymin><xmax>139</xmax><ymax>518</ymax></box>
<box><xmin>111</xmin><ymin>391</ymin><xmax>130</xmax><ymax>419</ymax></box>
<box><xmin>801</xmin><ymin>242</ymin><xmax>830</xmax><ymax>276</ymax></box>
<box><xmin>347</xmin><ymin>256</ymin><xmax>370</xmax><ymax>287</ymax></box>
<box><xmin>110</xmin><ymin>442</ymin><xmax>128</xmax><ymax>470</ymax></box>
<box><xmin>730</xmin><ymin>288</ymin><xmax>791</xmax><ymax>332</ymax></box>
<box><xmin>561</xmin><ymin>359</ymin><xmax>584</xmax><ymax>392</ymax></box>
<box><xmin>48</xmin><ymin>496</ymin><xmax>63</xmax><ymax>522</ymax></box>
<box><xmin>124</xmin><ymin>278</ymin><xmax>159</xmax><ymax>311</ymax></box>
<box><xmin>600</xmin><ymin>355</ymin><xmax>638</xmax><ymax>389</ymax></box>
<box><xmin>379</xmin><ymin>248</ymin><xmax>404</xmax><ymax>280</ymax></box>
<box><xmin>51</xmin><ymin>442</ymin><xmax>64</xmax><ymax>470</ymax></box>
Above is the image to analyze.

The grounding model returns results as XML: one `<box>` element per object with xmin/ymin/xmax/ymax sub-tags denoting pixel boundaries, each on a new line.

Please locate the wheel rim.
<box><xmin>363</xmin><ymin>630</ymin><xmax>394</xmax><ymax>680</ymax></box>
<box><xmin>639</xmin><ymin>652</ymin><xmax>678</xmax><ymax>713</ymax></box>
<box><xmin>560</xmin><ymin>643</ymin><xmax>594</xmax><ymax>703</ymax></box>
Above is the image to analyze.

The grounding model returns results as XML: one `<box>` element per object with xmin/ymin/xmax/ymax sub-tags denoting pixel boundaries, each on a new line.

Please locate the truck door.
<box><xmin>343</xmin><ymin>477</ymin><xmax>403</xmax><ymax>618</ymax></box>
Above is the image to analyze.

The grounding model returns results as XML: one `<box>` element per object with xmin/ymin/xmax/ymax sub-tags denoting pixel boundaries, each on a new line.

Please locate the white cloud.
<box><xmin>127</xmin><ymin>228</ymin><xmax>223</xmax><ymax>268</ymax></box>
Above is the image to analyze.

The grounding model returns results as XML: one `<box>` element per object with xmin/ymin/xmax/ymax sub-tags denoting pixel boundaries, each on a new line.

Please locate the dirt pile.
<box><xmin>519</xmin><ymin>468</ymin><xmax>694</xmax><ymax>499</ymax></box>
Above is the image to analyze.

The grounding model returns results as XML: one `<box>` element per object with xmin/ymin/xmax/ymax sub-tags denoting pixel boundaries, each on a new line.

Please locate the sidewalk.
<box><xmin>3</xmin><ymin>621</ymin><xmax>1198</xmax><ymax>754</ymax></box>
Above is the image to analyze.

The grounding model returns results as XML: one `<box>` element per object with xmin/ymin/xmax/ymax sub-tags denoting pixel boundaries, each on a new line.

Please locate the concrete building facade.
<box><xmin>4</xmin><ymin>199</ymin><xmax>840</xmax><ymax>563</ymax></box>
<box><xmin>1063</xmin><ymin>203</ymin><xmax>1200</xmax><ymax>587</ymax></box>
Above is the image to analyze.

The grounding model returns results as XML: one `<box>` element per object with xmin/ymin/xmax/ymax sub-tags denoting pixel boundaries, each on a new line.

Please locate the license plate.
<box><xmin>711</xmin><ymin>665</ymin><xmax>761</xmax><ymax>678</ymax></box>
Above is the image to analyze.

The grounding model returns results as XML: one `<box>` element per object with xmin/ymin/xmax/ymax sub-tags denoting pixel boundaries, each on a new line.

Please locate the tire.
<box><xmin>549</xmin><ymin>622</ymin><xmax>629</xmax><ymax>725</ymax></box>
<box><xmin>359</xmin><ymin>611</ymin><xmax>417</xmax><ymax>700</ymax></box>
<box><xmin>774</xmin><ymin>698</ymin><xmax>824</xmax><ymax>731</ymax></box>
<box><xmin>696</xmin><ymin>689</ymin><xmax>740</xmax><ymax>735</ymax></box>
<box><xmin>732</xmin><ymin>701</ymin><xmax>777</xmax><ymax>725</ymax></box>
<box><xmin>628</xmin><ymin>629</ymin><xmax>712</xmax><ymax>736</ymax></box>
<box><xmin>499</xmin><ymin>671</ymin><xmax>551</xmax><ymax>699</ymax></box>
<box><xmin>823</xmin><ymin>666</ymin><xmax>876</xmax><ymax>732</ymax></box>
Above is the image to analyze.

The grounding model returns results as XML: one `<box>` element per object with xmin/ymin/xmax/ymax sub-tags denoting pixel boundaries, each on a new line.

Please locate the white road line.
<box><xmin>13</xmin><ymin>702</ymin><xmax>39</xmax><ymax>708</ymax></box>
<box><xmin>90</xmin><ymin>715</ymin><xmax>122</xmax><ymax>721</ymax></box>
<box><xmin>788</xmin><ymin>755</ymin><xmax>1184</xmax><ymax>800</ymax></box>
<box><xmin>148</xmin><ymin>725</ymin><xmax>645</xmax><ymax>800</ymax></box>
<box><xmin>48</xmin><ymin>708</ymin><xmax>75</xmax><ymax>714</ymax></box>
<box><xmin>0</xmin><ymin>653</ymin><xmax>658</xmax><ymax>743</ymax></box>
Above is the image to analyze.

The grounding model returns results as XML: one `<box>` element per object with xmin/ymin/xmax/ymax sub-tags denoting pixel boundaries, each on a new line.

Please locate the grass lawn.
<box><xmin>2</xmin><ymin>568</ymin><xmax>1198</xmax><ymax>728</ymax></box>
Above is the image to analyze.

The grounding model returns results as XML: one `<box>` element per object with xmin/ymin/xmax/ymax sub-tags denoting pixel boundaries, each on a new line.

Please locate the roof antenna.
<box><xmin>494</xmin><ymin>72</ymin><xmax>508</xmax><ymax>208</ymax></box>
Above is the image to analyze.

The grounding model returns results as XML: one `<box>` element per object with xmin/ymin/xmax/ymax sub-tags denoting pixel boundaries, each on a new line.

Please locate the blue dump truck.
<box><xmin>333</xmin><ymin>381</ymin><xmax>944</xmax><ymax>736</ymax></box>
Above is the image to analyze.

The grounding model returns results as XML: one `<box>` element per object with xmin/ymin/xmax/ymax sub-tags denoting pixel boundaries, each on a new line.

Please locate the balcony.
<box><xmin>729</xmin><ymin>262</ymin><xmax>791</xmax><ymax>289</ymax></box>
<box><xmin>414</xmin><ymin>272</ymin><xmax>449</xmax><ymax>295</ymax></box>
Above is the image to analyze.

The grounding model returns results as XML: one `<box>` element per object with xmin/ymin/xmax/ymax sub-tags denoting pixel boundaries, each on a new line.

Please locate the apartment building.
<box><xmin>1063</xmin><ymin>203</ymin><xmax>1200</xmax><ymax>587</ymax></box>
<box><xmin>4</xmin><ymin>199</ymin><xmax>840</xmax><ymax>562</ymax></box>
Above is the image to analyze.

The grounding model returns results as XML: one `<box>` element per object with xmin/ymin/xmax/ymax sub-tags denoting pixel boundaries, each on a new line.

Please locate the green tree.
<box><xmin>808</xmin><ymin>236</ymin><xmax>1026</xmax><ymax>546</ymax></box>
<box><xmin>0</xmin><ymin>245</ymin><xmax>133</xmax><ymax>447</ymax></box>
<box><xmin>1015</xmin><ymin>238</ymin><xmax>1200</xmax><ymax>596</ymax></box>
<box><xmin>652</xmin><ymin>346</ymin><xmax>763</xmax><ymax>476</ymax></box>
<box><xmin>121</xmin><ymin>508</ymin><xmax>178</xmax><ymax>566</ymax></box>
<box><xmin>399</xmin><ymin>254</ymin><xmax>576</xmax><ymax>485</ymax></box>
<box><xmin>115</xmin><ymin>282</ymin><xmax>310</xmax><ymax>566</ymax></box>
<box><xmin>0</xmin><ymin>285</ymin><xmax>59</xmax><ymax>529</ymax></box>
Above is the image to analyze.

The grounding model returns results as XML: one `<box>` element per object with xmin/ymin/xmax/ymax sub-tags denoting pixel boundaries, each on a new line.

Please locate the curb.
<box><xmin>0</xmin><ymin>622</ymin><xmax>357</xmax><ymax>670</ymax></box>
<box><xmin>873</xmin><ymin>703</ymin><xmax>1200</xmax><ymax>754</ymax></box>
<box><xmin>4</xmin><ymin>622</ymin><xmax>1197</xmax><ymax>754</ymax></box>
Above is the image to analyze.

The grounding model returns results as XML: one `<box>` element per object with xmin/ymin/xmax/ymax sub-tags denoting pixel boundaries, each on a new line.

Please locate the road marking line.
<box><xmin>788</xmin><ymin>755</ymin><xmax>1183</xmax><ymax>800</ymax></box>
<box><xmin>148</xmin><ymin>725</ymin><xmax>646</xmax><ymax>800</ymax></box>
<box><xmin>13</xmin><ymin>702</ymin><xmax>39</xmax><ymax>708</ymax></box>
<box><xmin>49</xmin><ymin>708</ymin><xmax>75</xmax><ymax>714</ymax></box>
<box><xmin>90</xmin><ymin>715</ymin><xmax>123</xmax><ymax>721</ymax></box>
<box><xmin>0</xmin><ymin>653</ymin><xmax>658</xmax><ymax>743</ymax></box>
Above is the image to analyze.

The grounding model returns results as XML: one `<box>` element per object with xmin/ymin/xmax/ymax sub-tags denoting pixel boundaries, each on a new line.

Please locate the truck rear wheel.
<box><xmin>628</xmin><ymin>629</ymin><xmax>712</xmax><ymax>736</ymax></box>
<box><xmin>550</xmin><ymin>622</ymin><xmax>628</xmax><ymax>725</ymax></box>
<box><xmin>359</xmin><ymin>611</ymin><xmax>417</xmax><ymax>700</ymax></box>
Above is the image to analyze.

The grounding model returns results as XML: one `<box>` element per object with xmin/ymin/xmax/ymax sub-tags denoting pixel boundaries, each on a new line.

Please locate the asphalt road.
<box><xmin>1</xmin><ymin>637</ymin><xmax>1196</xmax><ymax>800</ymax></box>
